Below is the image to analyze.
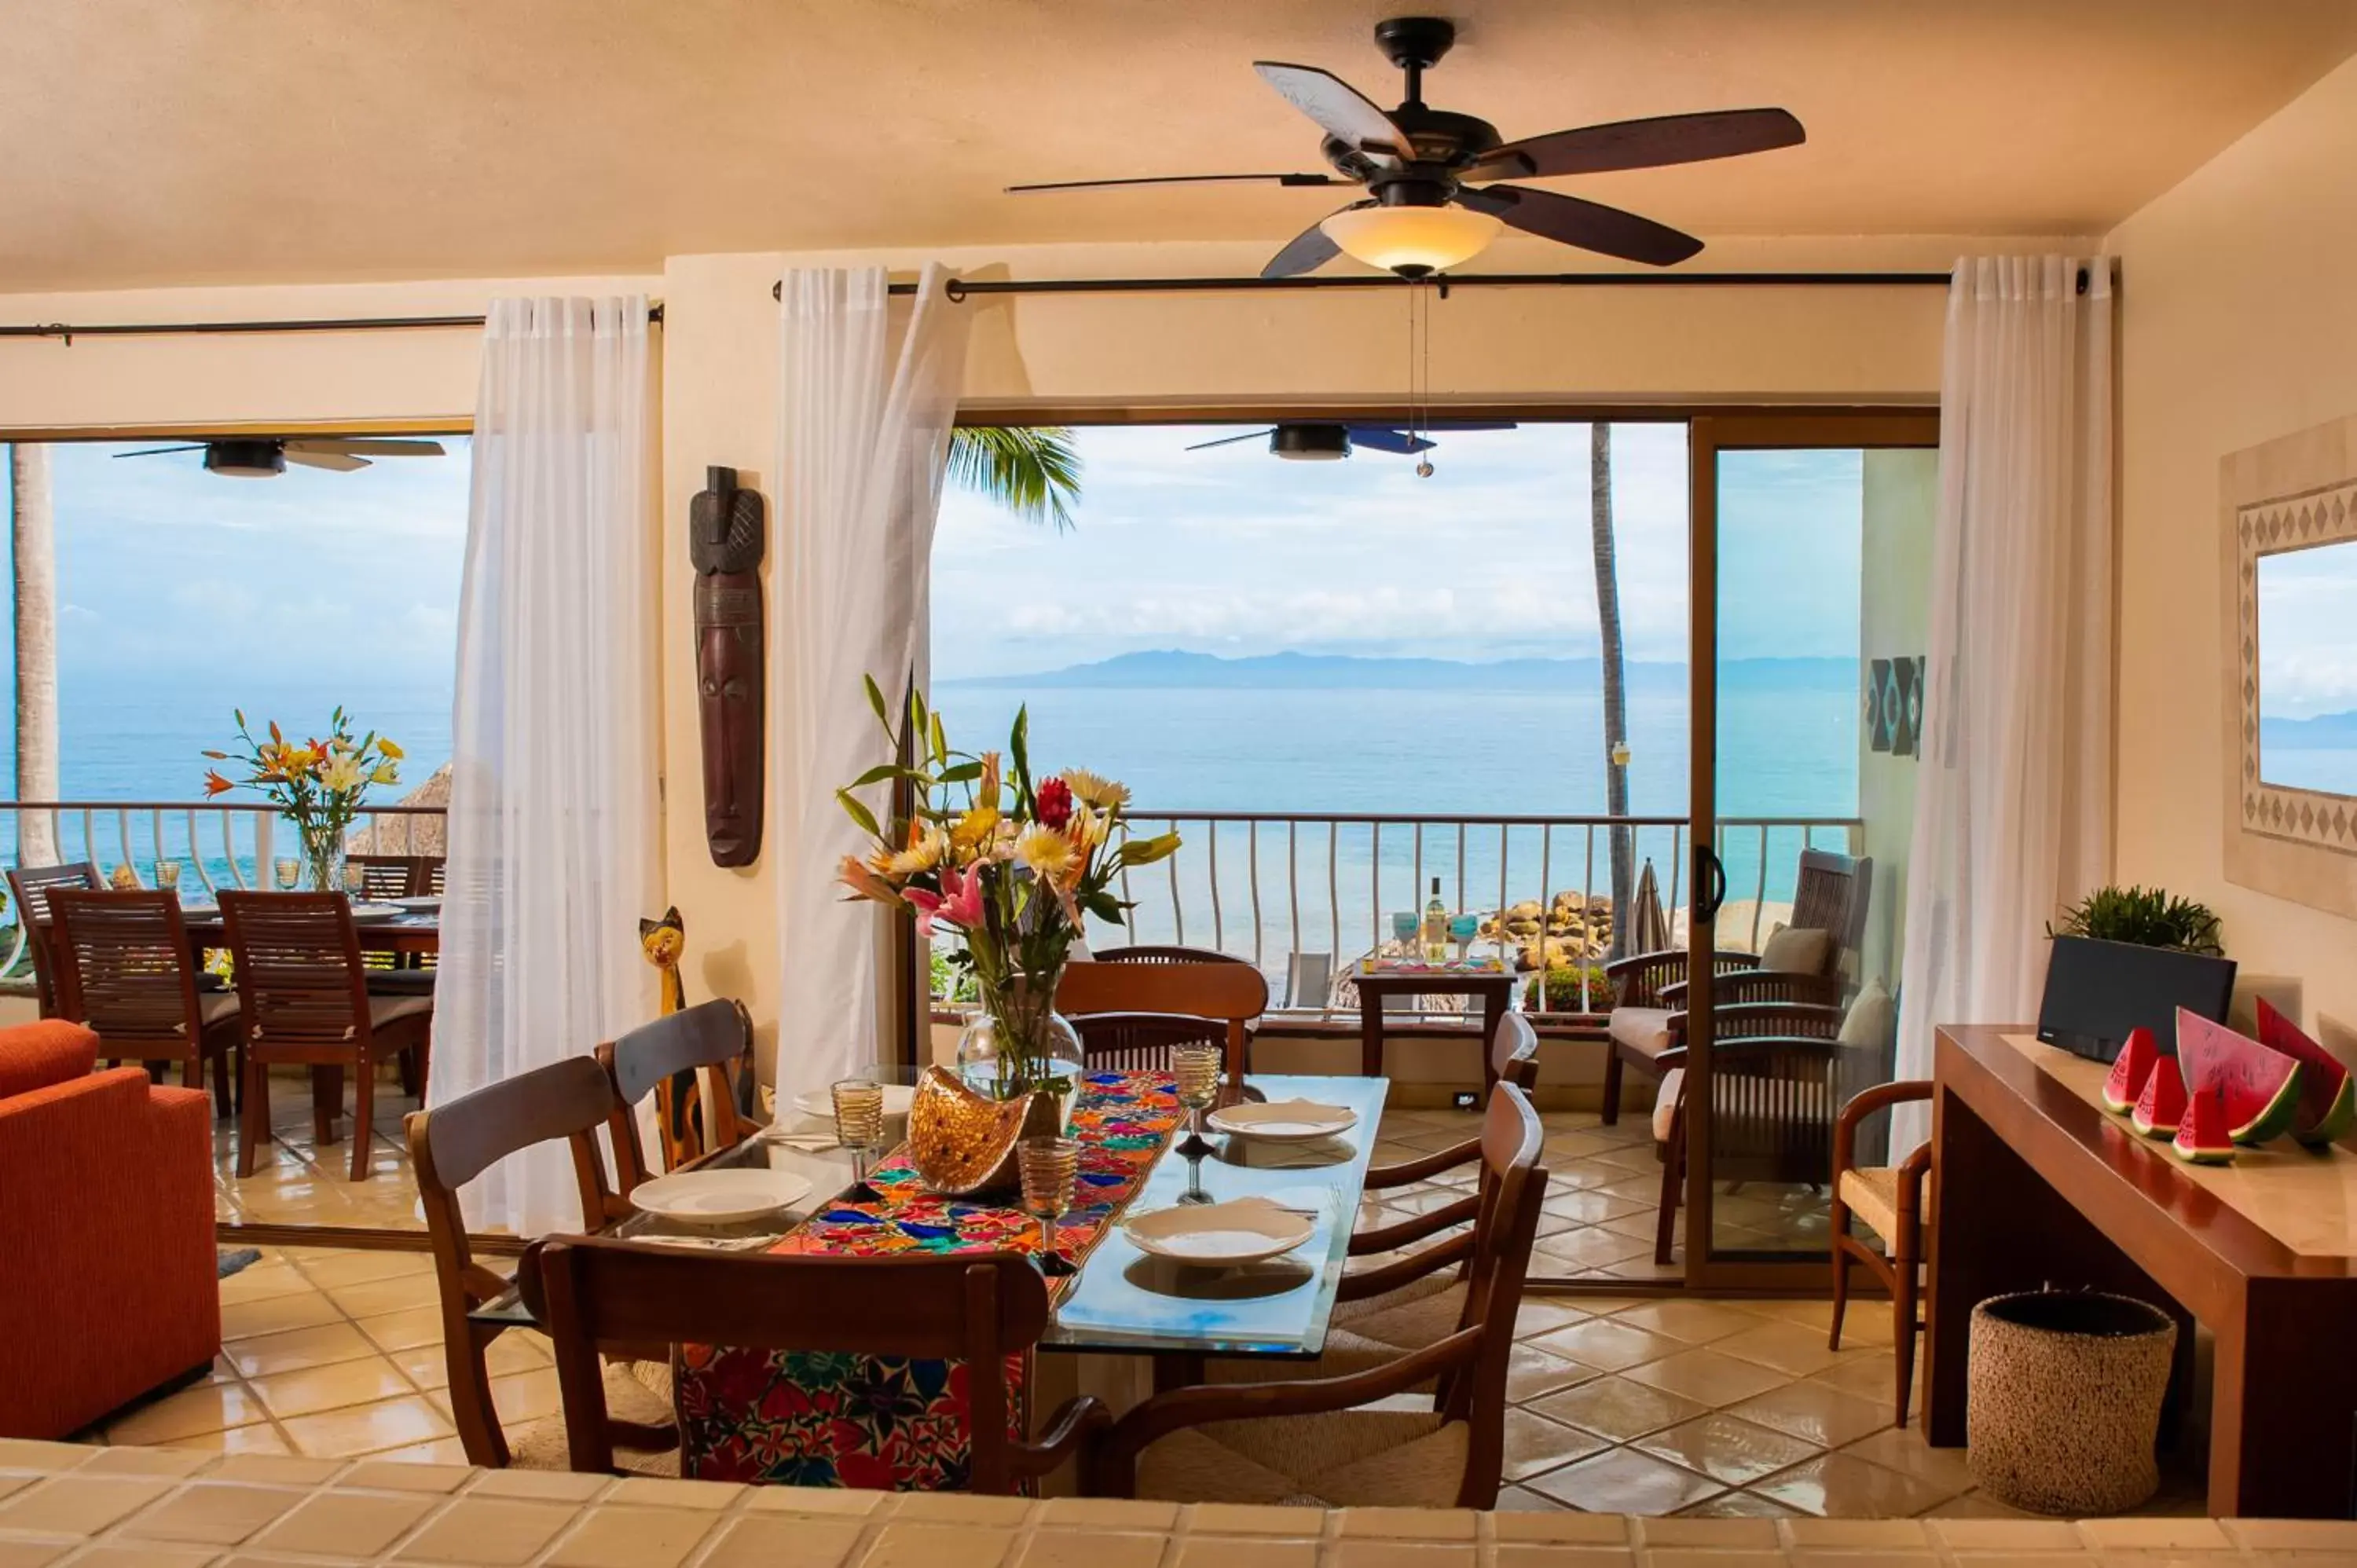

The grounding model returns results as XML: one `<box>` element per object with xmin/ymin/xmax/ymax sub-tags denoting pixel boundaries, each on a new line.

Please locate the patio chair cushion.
<box><xmin>1838</xmin><ymin>979</ymin><xmax>1895</xmax><ymax>1050</ymax></box>
<box><xmin>1136</xmin><ymin>1407</ymin><xmax>1467</xmax><ymax>1506</ymax></box>
<box><xmin>1607</xmin><ymin>1006</ymin><xmax>1676</xmax><ymax>1061</ymax></box>
<box><xmin>506</xmin><ymin>1361</ymin><xmax>680</xmax><ymax>1475</ymax></box>
<box><xmin>1759</xmin><ymin>925</ymin><xmax>1832</xmax><ymax>975</ymax></box>
<box><xmin>198</xmin><ymin>993</ymin><xmax>241</xmax><ymax>1028</ymax></box>
<box><xmin>1652</xmin><ymin>1068</ymin><xmax>1684</xmax><ymax>1142</ymax></box>
<box><xmin>1838</xmin><ymin>1163</ymin><xmax>1934</xmax><ymax>1244</ymax></box>
<box><xmin>368</xmin><ymin>995</ymin><xmax>435</xmax><ymax>1030</ymax></box>
<box><xmin>366</xmin><ymin>970</ymin><xmax>438</xmax><ymax>996</ymax></box>
<box><xmin>1211</xmin><ymin>1278</ymin><xmax>1466</xmax><ymax>1387</ymax></box>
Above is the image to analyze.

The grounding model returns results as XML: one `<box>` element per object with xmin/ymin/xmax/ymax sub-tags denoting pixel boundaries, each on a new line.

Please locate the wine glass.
<box><xmin>1018</xmin><ymin>1135</ymin><xmax>1080</xmax><ymax>1278</ymax></box>
<box><xmin>342</xmin><ymin>861</ymin><xmax>367</xmax><ymax>901</ymax></box>
<box><xmin>830</xmin><ymin>1079</ymin><xmax>887</xmax><ymax>1203</ymax></box>
<box><xmin>1171</xmin><ymin>1041</ymin><xmax>1222</xmax><ymax>1162</ymax></box>
<box><xmin>273</xmin><ymin>857</ymin><xmax>301</xmax><ymax>892</ymax></box>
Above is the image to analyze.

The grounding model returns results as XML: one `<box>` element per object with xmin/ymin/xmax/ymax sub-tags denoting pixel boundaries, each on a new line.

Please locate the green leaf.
<box><xmin>936</xmin><ymin>761</ymin><xmax>983</xmax><ymax>784</ymax></box>
<box><xmin>834</xmin><ymin>788</ymin><xmax>882</xmax><ymax>839</ymax></box>
<box><xmin>1009</xmin><ymin>705</ymin><xmax>1032</xmax><ymax>804</ymax></box>
<box><xmin>1081</xmin><ymin>888</ymin><xmax>1127</xmax><ymax>925</ymax></box>
<box><xmin>863</xmin><ymin>673</ymin><xmax>890</xmax><ymax>731</ymax></box>
<box><xmin>929</xmin><ymin>713</ymin><xmax>948</xmax><ymax>768</ymax></box>
<box><xmin>908</xmin><ymin>684</ymin><xmax>928</xmax><ymax>749</ymax></box>
<box><xmin>944</xmin><ymin>427</ymin><xmax>1083</xmax><ymax>533</ymax></box>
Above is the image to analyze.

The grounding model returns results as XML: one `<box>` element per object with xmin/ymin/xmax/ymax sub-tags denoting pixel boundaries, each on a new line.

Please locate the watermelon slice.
<box><xmin>2131</xmin><ymin>1052</ymin><xmax>2187</xmax><ymax>1138</ymax></box>
<box><xmin>2254</xmin><ymin>996</ymin><xmax>2355</xmax><ymax>1147</ymax></box>
<box><xmin>2175</xmin><ymin>1008</ymin><xmax>2303</xmax><ymax>1146</ymax></box>
<box><xmin>2173</xmin><ymin>1085</ymin><xmax>2236</xmax><ymax>1164</ymax></box>
<box><xmin>2102</xmin><ymin>1027</ymin><xmax>2160</xmax><ymax>1113</ymax></box>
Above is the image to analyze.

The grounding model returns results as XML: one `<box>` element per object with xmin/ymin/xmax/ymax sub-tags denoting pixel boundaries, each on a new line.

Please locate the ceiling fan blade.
<box><xmin>287</xmin><ymin>438</ymin><xmax>445</xmax><ymax>457</ymax></box>
<box><xmin>284</xmin><ymin>449</ymin><xmax>370</xmax><ymax>472</ymax></box>
<box><xmin>1007</xmin><ymin>172</ymin><xmax>1347</xmax><ymax>195</ymax></box>
<box><xmin>1253</xmin><ymin>62</ymin><xmax>1414</xmax><ymax>159</ymax></box>
<box><xmin>1464</xmin><ymin>108</ymin><xmax>1805</xmax><ymax>183</ymax></box>
<box><xmin>1262</xmin><ymin>201</ymin><xmax>1366</xmax><ymax>279</ymax></box>
<box><xmin>1186</xmin><ymin>430</ymin><xmax>1279</xmax><ymax>452</ymax></box>
<box><xmin>1455</xmin><ymin>185</ymin><xmax>1703</xmax><ymax>267</ymax></box>
<box><xmin>113</xmin><ymin>445</ymin><xmax>208</xmax><ymax>459</ymax></box>
<box><xmin>1341</xmin><ymin>427</ymin><xmax>1434</xmax><ymax>456</ymax></box>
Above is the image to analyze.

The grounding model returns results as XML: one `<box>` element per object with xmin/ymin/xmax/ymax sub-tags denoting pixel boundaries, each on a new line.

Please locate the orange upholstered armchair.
<box><xmin>0</xmin><ymin>1020</ymin><xmax>221</xmax><ymax>1438</ymax></box>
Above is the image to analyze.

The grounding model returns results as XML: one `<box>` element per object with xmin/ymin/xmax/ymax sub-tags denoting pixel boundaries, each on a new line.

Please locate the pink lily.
<box><xmin>905</xmin><ymin>862</ymin><xmax>985</xmax><ymax>938</ymax></box>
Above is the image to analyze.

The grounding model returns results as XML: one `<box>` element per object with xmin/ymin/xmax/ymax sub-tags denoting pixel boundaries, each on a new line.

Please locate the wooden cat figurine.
<box><xmin>639</xmin><ymin>907</ymin><xmax>703</xmax><ymax>1167</ymax></box>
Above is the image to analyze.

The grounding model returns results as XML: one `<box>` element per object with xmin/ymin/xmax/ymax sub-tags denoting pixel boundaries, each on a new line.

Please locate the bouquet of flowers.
<box><xmin>834</xmin><ymin>677</ymin><xmax>1178</xmax><ymax>1101</ymax></box>
<box><xmin>203</xmin><ymin>708</ymin><xmax>403</xmax><ymax>893</ymax></box>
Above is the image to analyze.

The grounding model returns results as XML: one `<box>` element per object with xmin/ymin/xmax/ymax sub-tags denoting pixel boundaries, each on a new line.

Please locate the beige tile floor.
<box><xmin>211</xmin><ymin>1066</ymin><xmax>426</xmax><ymax>1232</ymax></box>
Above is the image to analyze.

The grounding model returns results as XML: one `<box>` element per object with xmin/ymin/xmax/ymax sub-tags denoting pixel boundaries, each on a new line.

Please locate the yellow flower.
<box><xmin>1068</xmin><ymin>805</ymin><xmax>1110</xmax><ymax>852</ymax></box>
<box><xmin>376</xmin><ymin>738</ymin><xmax>404</xmax><ymax>760</ymax></box>
<box><xmin>1062</xmin><ymin>768</ymin><xmax>1130</xmax><ymax>811</ymax></box>
<box><xmin>319</xmin><ymin>755</ymin><xmax>365</xmax><ymax>793</ymax></box>
<box><xmin>875</xmin><ymin>824</ymin><xmax>948</xmax><ymax>878</ymax></box>
<box><xmin>977</xmin><ymin>750</ymin><xmax>1003</xmax><ymax>810</ymax></box>
<box><xmin>370</xmin><ymin>762</ymin><xmax>400</xmax><ymax>786</ymax></box>
<box><xmin>1014</xmin><ymin>824</ymin><xmax>1078</xmax><ymax>885</ymax></box>
<box><xmin>948</xmin><ymin>805</ymin><xmax>1000</xmax><ymax>861</ymax></box>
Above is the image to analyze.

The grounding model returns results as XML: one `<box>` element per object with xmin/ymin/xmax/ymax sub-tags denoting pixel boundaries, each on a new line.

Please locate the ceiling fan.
<box><xmin>1010</xmin><ymin>16</ymin><xmax>1803</xmax><ymax>279</ymax></box>
<box><xmin>1186</xmin><ymin>420</ymin><xmax>1516</xmax><ymax>460</ymax></box>
<box><xmin>114</xmin><ymin>437</ymin><xmax>447</xmax><ymax>478</ymax></box>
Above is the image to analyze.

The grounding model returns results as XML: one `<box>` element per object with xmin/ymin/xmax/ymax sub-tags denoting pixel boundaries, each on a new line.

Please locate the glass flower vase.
<box><xmin>288</xmin><ymin>814</ymin><xmax>346</xmax><ymax>894</ymax></box>
<box><xmin>955</xmin><ymin>975</ymin><xmax>1083</xmax><ymax>1134</ymax></box>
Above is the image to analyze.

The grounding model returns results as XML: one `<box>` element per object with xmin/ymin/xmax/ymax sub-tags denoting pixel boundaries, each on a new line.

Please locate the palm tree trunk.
<box><xmin>10</xmin><ymin>444</ymin><xmax>57</xmax><ymax>866</ymax></box>
<box><xmin>1589</xmin><ymin>424</ymin><xmax>1634</xmax><ymax>962</ymax></box>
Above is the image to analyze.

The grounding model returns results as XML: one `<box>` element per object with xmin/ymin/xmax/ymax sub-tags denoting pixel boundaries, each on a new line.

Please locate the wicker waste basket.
<box><xmin>1967</xmin><ymin>1290</ymin><xmax>2176</xmax><ymax>1515</ymax></box>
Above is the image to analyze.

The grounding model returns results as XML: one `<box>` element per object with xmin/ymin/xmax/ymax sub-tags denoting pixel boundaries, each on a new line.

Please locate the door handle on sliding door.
<box><xmin>1692</xmin><ymin>843</ymin><xmax>1727</xmax><ymax>924</ymax></box>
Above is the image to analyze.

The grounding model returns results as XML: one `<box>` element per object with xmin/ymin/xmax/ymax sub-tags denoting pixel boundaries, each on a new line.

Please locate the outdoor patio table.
<box><xmin>476</xmin><ymin>1068</ymin><xmax>1388</xmax><ymax>1489</ymax></box>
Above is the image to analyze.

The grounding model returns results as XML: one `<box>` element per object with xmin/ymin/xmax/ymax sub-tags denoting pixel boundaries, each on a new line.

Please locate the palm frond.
<box><xmin>948</xmin><ymin>426</ymin><xmax>1082</xmax><ymax>531</ymax></box>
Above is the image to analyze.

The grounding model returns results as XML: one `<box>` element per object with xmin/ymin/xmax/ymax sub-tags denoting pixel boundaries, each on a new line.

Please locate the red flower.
<box><xmin>1036</xmin><ymin>775</ymin><xmax>1074</xmax><ymax>830</ymax></box>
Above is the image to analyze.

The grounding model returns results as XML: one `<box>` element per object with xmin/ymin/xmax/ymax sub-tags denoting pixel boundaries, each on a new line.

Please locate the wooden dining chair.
<box><xmin>219</xmin><ymin>891</ymin><xmax>432</xmax><ymax>1180</ymax></box>
<box><xmin>405</xmin><ymin>1057</ymin><xmax>676</xmax><ymax>1471</ymax></box>
<box><xmin>1648</xmin><ymin>1000</ymin><xmax>1848</xmax><ymax>1264</ymax></box>
<box><xmin>1069</xmin><ymin>1010</ymin><xmax>1226</xmax><ymax>1072</ymax></box>
<box><xmin>48</xmin><ymin>888</ymin><xmax>240</xmax><ymax>1119</ymax></box>
<box><xmin>346</xmin><ymin>854</ymin><xmax>434</xmax><ymax>899</ymax></box>
<box><xmin>1092</xmin><ymin>1082</ymin><xmax>1546</xmax><ymax>1507</ymax></box>
<box><xmin>521</xmin><ymin>1238</ymin><xmax>1108</xmax><ymax>1489</ymax></box>
<box><xmin>596</xmin><ymin>998</ymin><xmax>753</xmax><ymax>1191</ymax></box>
<box><xmin>7</xmin><ymin>862</ymin><xmax>101</xmax><ymax>1018</ymax></box>
<box><xmin>1058</xmin><ymin>959</ymin><xmax>1268</xmax><ymax>1079</ymax></box>
<box><xmin>1092</xmin><ymin>944</ymin><xmax>1251</xmax><ymax>967</ymax></box>
<box><xmin>1830</xmin><ymin>1078</ymin><xmax>1934</xmax><ymax>1426</ymax></box>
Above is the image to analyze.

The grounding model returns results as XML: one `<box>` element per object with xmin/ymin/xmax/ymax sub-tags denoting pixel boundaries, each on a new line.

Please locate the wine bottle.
<box><xmin>1423</xmin><ymin>877</ymin><xmax>1449</xmax><ymax>962</ymax></box>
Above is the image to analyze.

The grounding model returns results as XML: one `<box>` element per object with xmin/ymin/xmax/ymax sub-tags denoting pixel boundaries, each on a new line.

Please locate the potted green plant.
<box><xmin>2048</xmin><ymin>885</ymin><xmax>2223</xmax><ymax>955</ymax></box>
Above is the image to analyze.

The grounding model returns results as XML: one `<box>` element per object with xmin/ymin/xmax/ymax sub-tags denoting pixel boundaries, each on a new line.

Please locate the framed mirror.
<box><xmin>2223</xmin><ymin>415</ymin><xmax>2357</xmax><ymax>916</ymax></box>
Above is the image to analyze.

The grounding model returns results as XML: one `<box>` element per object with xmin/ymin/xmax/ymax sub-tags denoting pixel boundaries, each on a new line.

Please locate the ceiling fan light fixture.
<box><xmin>202</xmin><ymin>440</ymin><xmax>286</xmax><ymax>479</ymax></box>
<box><xmin>1320</xmin><ymin>203</ymin><xmax>1500</xmax><ymax>277</ymax></box>
<box><xmin>1271</xmin><ymin>424</ymin><xmax>1352</xmax><ymax>460</ymax></box>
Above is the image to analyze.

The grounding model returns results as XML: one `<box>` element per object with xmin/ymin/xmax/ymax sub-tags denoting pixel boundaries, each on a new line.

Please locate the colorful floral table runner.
<box><xmin>675</xmin><ymin>1070</ymin><xmax>1183</xmax><ymax>1488</ymax></box>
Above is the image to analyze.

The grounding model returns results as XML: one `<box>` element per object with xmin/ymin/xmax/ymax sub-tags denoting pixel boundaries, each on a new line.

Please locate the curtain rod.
<box><xmin>768</xmin><ymin>270</ymin><xmax>1975</xmax><ymax>302</ymax></box>
<box><xmin>0</xmin><ymin>304</ymin><xmax>664</xmax><ymax>344</ymax></box>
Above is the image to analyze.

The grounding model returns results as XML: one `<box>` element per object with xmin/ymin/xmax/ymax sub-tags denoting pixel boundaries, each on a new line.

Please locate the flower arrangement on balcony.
<box><xmin>835</xmin><ymin>677</ymin><xmax>1178</xmax><ymax>1105</ymax></box>
<box><xmin>203</xmin><ymin>708</ymin><xmax>402</xmax><ymax>893</ymax></box>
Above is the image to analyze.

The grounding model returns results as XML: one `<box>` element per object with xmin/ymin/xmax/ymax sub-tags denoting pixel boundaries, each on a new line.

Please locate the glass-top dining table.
<box><xmin>475</xmin><ymin>1070</ymin><xmax>1391</xmax><ymax>1362</ymax></box>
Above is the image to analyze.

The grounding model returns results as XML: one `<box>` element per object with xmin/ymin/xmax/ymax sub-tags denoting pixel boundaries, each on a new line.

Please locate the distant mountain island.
<box><xmin>942</xmin><ymin>649</ymin><xmax>1857</xmax><ymax>691</ymax></box>
<box><xmin>2262</xmin><ymin>709</ymin><xmax>2357</xmax><ymax>749</ymax></box>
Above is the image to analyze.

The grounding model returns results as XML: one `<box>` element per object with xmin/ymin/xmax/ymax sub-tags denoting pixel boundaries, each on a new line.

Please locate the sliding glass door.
<box><xmin>1682</xmin><ymin>413</ymin><xmax>1937</xmax><ymax>1288</ymax></box>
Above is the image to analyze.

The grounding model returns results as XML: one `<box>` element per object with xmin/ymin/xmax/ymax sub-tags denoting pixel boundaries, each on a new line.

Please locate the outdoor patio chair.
<box><xmin>521</xmin><ymin>1240</ymin><xmax>1106</xmax><ymax>1489</ymax></box>
<box><xmin>1058</xmin><ymin>958</ymin><xmax>1268</xmax><ymax>1079</ymax></box>
<box><xmin>1089</xmin><ymin>1081</ymin><xmax>1545</xmax><ymax>1508</ymax></box>
<box><xmin>596</xmin><ymin>997</ymin><xmax>754</xmax><ymax>1189</ymax></box>
<box><xmin>346</xmin><ymin>853</ymin><xmax>436</xmax><ymax>899</ymax></box>
<box><xmin>219</xmin><ymin>891</ymin><xmax>432</xmax><ymax>1181</ymax></box>
<box><xmin>1284</xmin><ymin>950</ymin><xmax>1334</xmax><ymax>1010</ymax></box>
<box><xmin>1092</xmin><ymin>943</ymin><xmax>1251</xmax><ymax>966</ymax></box>
<box><xmin>5</xmin><ymin>861</ymin><xmax>101</xmax><ymax>1018</ymax></box>
<box><xmin>1645</xmin><ymin>998</ymin><xmax>1856</xmax><ymax>1265</ymax></box>
<box><xmin>405</xmin><ymin>1056</ymin><xmax>676</xmax><ymax>1471</ymax></box>
<box><xmin>48</xmin><ymin>888</ymin><xmax>240</xmax><ymax>1119</ymax></box>
<box><xmin>1069</xmin><ymin>1009</ymin><xmax>1226</xmax><ymax>1071</ymax></box>
<box><xmin>1600</xmin><ymin>846</ymin><xmax>1871</xmax><ymax>1125</ymax></box>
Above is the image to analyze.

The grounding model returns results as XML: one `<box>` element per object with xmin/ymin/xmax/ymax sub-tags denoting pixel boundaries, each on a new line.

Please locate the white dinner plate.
<box><xmin>791</xmin><ymin>1083</ymin><xmax>916</xmax><ymax>1122</ymax></box>
<box><xmin>389</xmin><ymin>895</ymin><xmax>442</xmax><ymax>912</ymax></box>
<box><xmin>348</xmin><ymin>902</ymin><xmax>406</xmax><ymax>924</ymax></box>
<box><xmin>1207</xmin><ymin>1099</ymin><xmax>1358</xmax><ymax>1143</ymax></box>
<box><xmin>1124</xmin><ymin>1196</ymin><xmax>1317</xmax><ymax>1267</ymax></box>
<box><xmin>629</xmin><ymin>1168</ymin><xmax>813</xmax><ymax>1225</ymax></box>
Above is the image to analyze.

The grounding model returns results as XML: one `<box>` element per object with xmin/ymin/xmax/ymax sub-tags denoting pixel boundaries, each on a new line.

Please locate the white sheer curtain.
<box><xmin>431</xmin><ymin>296</ymin><xmax>661</xmax><ymax>1235</ymax></box>
<box><xmin>1891</xmin><ymin>257</ymin><xmax>2114</xmax><ymax>1152</ymax></box>
<box><xmin>773</xmin><ymin>266</ymin><xmax>971</xmax><ymax>1111</ymax></box>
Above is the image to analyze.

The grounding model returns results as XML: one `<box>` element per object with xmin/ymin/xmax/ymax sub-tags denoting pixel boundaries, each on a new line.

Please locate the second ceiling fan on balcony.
<box><xmin>115</xmin><ymin>437</ymin><xmax>446</xmax><ymax>478</ymax></box>
<box><xmin>1010</xmin><ymin>16</ymin><xmax>1804</xmax><ymax>279</ymax></box>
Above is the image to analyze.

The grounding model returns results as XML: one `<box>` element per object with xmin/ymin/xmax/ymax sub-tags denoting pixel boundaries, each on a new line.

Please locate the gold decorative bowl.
<box><xmin>906</xmin><ymin>1065</ymin><xmax>1061</xmax><ymax>1196</ymax></box>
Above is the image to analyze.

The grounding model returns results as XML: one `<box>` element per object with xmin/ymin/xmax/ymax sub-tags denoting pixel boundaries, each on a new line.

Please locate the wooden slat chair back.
<box><xmin>220</xmin><ymin>891</ymin><xmax>431</xmax><ymax>1180</ymax></box>
<box><xmin>48</xmin><ymin>888</ymin><xmax>236</xmax><ymax>1116</ymax></box>
<box><xmin>1790</xmin><ymin>847</ymin><xmax>1875</xmax><ymax>961</ymax></box>
<box><xmin>347</xmin><ymin>854</ymin><xmax>437</xmax><ymax>899</ymax></box>
<box><xmin>1091</xmin><ymin>945</ymin><xmax>1250</xmax><ymax>966</ymax></box>
<box><xmin>595</xmin><ymin>998</ymin><xmax>753</xmax><ymax>1192</ymax></box>
<box><xmin>7</xmin><ymin>861</ymin><xmax>101</xmax><ymax>1017</ymax></box>
<box><xmin>1356</xmin><ymin>1009</ymin><xmax>1540</xmax><ymax>1240</ymax></box>
<box><xmin>1069</xmin><ymin>1010</ymin><xmax>1225</xmax><ymax>1072</ymax></box>
<box><xmin>406</xmin><ymin>1056</ymin><xmax>634</xmax><ymax>1468</ymax></box>
<box><xmin>1092</xmin><ymin>1083</ymin><xmax>1547</xmax><ymax>1507</ymax></box>
<box><xmin>1058</xmin><ymin>960</ymin><xmax>1268</xmax><ymax>1079</ymax></box>
<box><xmin>520</xmin><ymin>1239</ymin><xmax>1107</xmax><ymax>1489</ymax></box>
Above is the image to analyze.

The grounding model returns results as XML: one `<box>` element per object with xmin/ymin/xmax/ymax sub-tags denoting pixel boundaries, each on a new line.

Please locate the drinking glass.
<box><xmin>1017</xmin><ymin>1135</ymin><xmax>1080</xmax><ymax>1278</ymax></box>
<box><xmin>831</xmin><ymin>1079</ymin><xmax>887</xmax><ymax>1203</ymax></box>
<box><xmin>152</xmin><ymin>859</ymin><xmax>181</xmax><ymax>895</ymax></box>
<box><xmin>273</xmin><ymin>857</ymin><xmax>301</xmax><ymax>892</ymax></box>
<box><xmin>343</xmin><ymin>861</ymin><xmax>367</xmax><ymax>899</ymax></box>
<box><xmin>1171</xmin><ymin>1041</ymin><xmax>1222</xmax><ymax>1162</ymax></box>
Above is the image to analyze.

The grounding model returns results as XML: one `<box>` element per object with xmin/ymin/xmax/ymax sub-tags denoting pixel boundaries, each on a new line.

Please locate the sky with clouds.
<box><xmin>2256</xmin><ymin>542</ymin><xmax>2357</xmax><ymax>720</ymax></box>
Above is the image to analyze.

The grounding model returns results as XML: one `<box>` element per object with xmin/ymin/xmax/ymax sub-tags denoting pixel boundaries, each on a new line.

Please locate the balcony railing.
<box><xmin>0</xmin><ymin>799</ymin><xmax>1861</xmax><ymax>1020</ymax></box>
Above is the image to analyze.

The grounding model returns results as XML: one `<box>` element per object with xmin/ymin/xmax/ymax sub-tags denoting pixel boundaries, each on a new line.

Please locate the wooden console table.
<box><xmin>1350</xmin><ymin>967</ymin><xmax>1515</xmax><ymax>1088</ymax></box>
<box><xmin>1926</xmin><ymin>1024</ymin><xmax>2357</xmax><ymax>1518</ymax></box>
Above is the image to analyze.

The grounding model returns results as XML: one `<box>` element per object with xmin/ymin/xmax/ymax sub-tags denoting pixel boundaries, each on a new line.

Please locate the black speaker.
<box><xmin>2036</xmin><ymin>936</ymin><xmax>2238</xmax><ymax>1063</ymax></box>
